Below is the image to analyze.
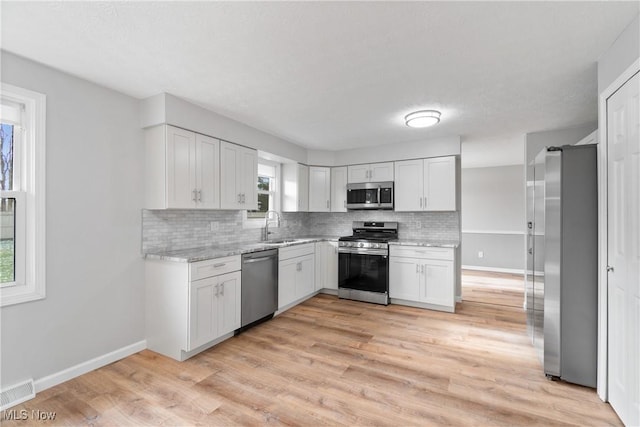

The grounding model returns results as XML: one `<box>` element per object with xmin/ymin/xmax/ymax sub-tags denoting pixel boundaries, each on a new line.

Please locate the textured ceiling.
<box><xmin>1</xmin><ymin>1</ymin><xmax>638</xmax><ymax>161</ymax></box>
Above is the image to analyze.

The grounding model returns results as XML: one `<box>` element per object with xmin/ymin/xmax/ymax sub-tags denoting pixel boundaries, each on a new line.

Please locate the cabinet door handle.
<box><xmin>214</xmin><ymin>284</ymin><xmax>219</xmax><ymax>297</ymax></box>
<box><xmin>419</xmin><ymin>197</ymin><xmax>422</xmax><ymax>208</ymax></box>
<box><xmin>343</xmin><ymin>200</ymin><xmax>346</xmax><ymax>208</ymax></box>
<box><xmin>421</xmin><ymin>265</ymin><xmax>425</xmax><ymax>274</ymax></box>
<box><xmin>220</xmin><ymin>283</ymin><xmax>224</xmax><ymax>296</ymax></box>
<box><xmin>197</xmin><ymin>189</ymin><xmax>202</xmax><ymax>202</ymax></box>
<box><xmin>326</xmin><ymin>200</ymin><xmax>329</xmax><ymax>209</ymax></box>
<box><xmin>193</xmin><ymin>189</ymin><xmax>197</xmax><ymax>202</ymax></box>
<box><xmin>237</xmin><ymin>193</ymin><xmax>241</xmax><ymax>203</ymax></box>
<box><xmin>241</xmin><ymin>194</ymin><xmax>245</xmax><ymax>204</ymax></box>
<box><xmin>423</xmin><ymin>197</ymin><xmax>427</xmax><ymax>209</ymax></box>
<box><xmin>213</xmin><ymin>263</ymin><xmax>226</xmax><ymax>268</ymax></box>
<box><xmin>416</xmin><ymin>264</ymin><xmax>419</xmax><ymax>274</ymax></box>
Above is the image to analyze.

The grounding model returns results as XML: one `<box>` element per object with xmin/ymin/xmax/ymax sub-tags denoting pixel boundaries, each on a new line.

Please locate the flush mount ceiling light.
<box><xmin>405</xmin><ymin>110</ymin><xmax>441</xmax><ymax>128</ymax></box>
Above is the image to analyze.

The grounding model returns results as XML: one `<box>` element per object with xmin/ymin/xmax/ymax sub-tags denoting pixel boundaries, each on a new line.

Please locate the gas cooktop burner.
<box><xmin>338</xmin><ymin>221</ymin><xmax>399</xmax><ymax>250</ymax></box>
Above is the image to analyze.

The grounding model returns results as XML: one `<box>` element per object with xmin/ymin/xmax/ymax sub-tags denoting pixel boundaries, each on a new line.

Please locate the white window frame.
<box><xmin>243</xmin><ymin>159</ymin><xmax>281</xmax><ymax>229</ymax></box>
<box><xmin>0</xmin><ymin>83</ymin><xmax>46</xmax><ymax>306</ymax></box>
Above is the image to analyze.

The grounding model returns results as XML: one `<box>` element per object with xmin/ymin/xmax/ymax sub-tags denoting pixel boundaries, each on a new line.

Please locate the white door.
<box><xmin>195</xmin><ymin>134</ymin><xmax>220</xmax><ymax>209</ymax></box>
<box><xmin>347</xmin><ymin>164</ymin><xmax>370</xmax><ymax>183</ymax></box>
<box><xmin>217</xmin><ymin>271</ymin><xmax>241</xmax><ymax>336</ymax></box>
<box><xmin>607</xmin><ymin>71</ymin><xmax>640</xmax><ymax>427</ymax></box>
<box><xmin>424</xmin><ymin>156</ymin><xmax>457</xmax><ymax>211</ymax></box>
<box><xmin>331</xmin><ymin>166</ymin><xmax>348</xmax><ymax>212</ymax></box>
<box><xmin>298</xmin><ymin>164</ymin><xmax>309</xmax><ymax>211</ymax></box>
<box><xmin>188</xmin><ymin>277</ymin><xmax>217</xmax><ymax>350</ymax></box>
<box><xmin>370</xmin><ymin>162</ymin><xmax>394</xmax><ymax>182</ymax></box>
<box><xmin>394</xmin><ymin>159</ymin><xmax>424</xmax><ymax>211</ymax></box>
<box><xmin>389</xmin><ymin>257</ymin><xmax>421</xmax><ymax>300</ymax></box>
<box><xmin>166</xmin><ymin>126</ymin><xmax>196</xmax><ymax>208</ymax></box>
<box><xmin>220</xmin><ymin>142</ymin><xmax>241</xmax><ymax>209</ymax></box>
<box><xmin>309</xmin><ymin>167</ymin><xmax>331</xmax><ymax>212</ymax></box>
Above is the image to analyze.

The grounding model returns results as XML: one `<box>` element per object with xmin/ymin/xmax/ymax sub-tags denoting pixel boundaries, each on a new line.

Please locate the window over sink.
<box><xmin>243</xmin><ymin>159</ymin><xmax>281</xmax><ymax>227</ymax></box>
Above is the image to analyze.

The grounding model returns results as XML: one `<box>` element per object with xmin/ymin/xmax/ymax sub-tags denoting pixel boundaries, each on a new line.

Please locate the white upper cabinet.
<box><xmin>331</xmin><ymin>166</ymin><xmax>348</xmax><ymax>212</ymax></box>
<box><xmin>308</xmin><ymin>166</ymin><xmax>331</xmax><ymax>212</ymax></box>
<box><xmin>424</xmin><ymin>156</ymin><xmax>456</xmax><ymax>211</ymax></box>
<box><xmin>145</xmin><ymin>125</ymin><xmax>220</xmax><ymax>209</ymax></box>
<box><xmin>195</xmin><ymin>134</ymin><xmax>221</xmax><ymax>209</ymax></box>
<box><xmin>394</xmin><ymin>159</ymin><xmax>423</xmax><ymax>212</ymax></box>
<box><xmin>220</xmin><ymin>141</ymin><xmax>258</xmax><ymax>210</ymax></box>
<box><xmin>347</xmin><ymin>162</ymin><xmax>394</xmax><ymax>183</ymax></box>
<box><xmin>394</xmin><ymin>156</ymin><xmax>457</xmax><ymax>212</ymax></box>
<box><xmin>282</xmin><ymin>163</ymin><xmax>309</xmax><ymax>212</ymax></box>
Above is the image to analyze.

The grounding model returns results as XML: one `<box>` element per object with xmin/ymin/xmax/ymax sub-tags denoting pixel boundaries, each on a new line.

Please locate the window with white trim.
<box><xmin>243</xmin><ymin>160</ymin><xmax>281</xmax><ymax>227</ymax></box>
<box><xmin>0</xmin><ymin>83</ymin><xmax>46</xmax><ymax>306</ymax></box>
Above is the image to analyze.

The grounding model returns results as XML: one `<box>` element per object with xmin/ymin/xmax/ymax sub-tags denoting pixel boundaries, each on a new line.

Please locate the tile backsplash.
<box><xmin>142</xmin><ymin>209</ymin><xmax>459</xmax><ymax>253</ymax></box>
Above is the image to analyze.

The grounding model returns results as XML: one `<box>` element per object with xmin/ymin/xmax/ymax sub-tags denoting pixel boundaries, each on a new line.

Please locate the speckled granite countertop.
<box><xmin>390</xmin><ymin>240</ymin><xmax>460</xmax><ymax>248</ymax></box>
<box><xmin>144</xmin><ymin>236</ymin><xmax>339</xmax><ymax>263</ymax></box>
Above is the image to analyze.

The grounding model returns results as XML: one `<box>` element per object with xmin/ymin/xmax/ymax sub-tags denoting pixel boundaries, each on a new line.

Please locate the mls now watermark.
<box><xmin>2</xmin><ymin>409</ymin><xmax>57</xmax><ymax>421</ymax></box>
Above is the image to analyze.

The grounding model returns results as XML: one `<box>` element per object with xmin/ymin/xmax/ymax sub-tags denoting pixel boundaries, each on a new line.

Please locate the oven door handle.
<box><xmin>338</xmin><ymin>247</ymin><xmax>388</xmax><ymax>256</ymax></box>
<box><xmin>377</xmin><ymin>186</ymin><xmax>381</xmax><ymax>206</ymax></box>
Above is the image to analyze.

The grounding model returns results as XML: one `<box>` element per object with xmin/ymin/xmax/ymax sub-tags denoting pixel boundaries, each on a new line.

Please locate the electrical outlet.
<box><xmin>478</xmin><ymin>251</ymin><xmax>484</xmax><ymax>258</ymax></box>
<box><xmin>209</xmin><ymin>221</ymin><xmax>218</xmax><ymax>232</ymax></box>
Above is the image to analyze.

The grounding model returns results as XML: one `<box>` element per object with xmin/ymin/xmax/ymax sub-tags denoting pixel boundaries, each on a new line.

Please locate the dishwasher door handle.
<box><xmin>243</xmin><ymin>256</ymin><xmax>276</xmax><ymax>264</ymax></box>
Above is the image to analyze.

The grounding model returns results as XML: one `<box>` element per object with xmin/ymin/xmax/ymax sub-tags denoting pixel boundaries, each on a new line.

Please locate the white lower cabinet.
<box><xmin>278</xmin><ymin>243</ymin><xmax>315</xmax><ymax>310</ymax></box>
<box><xmin>315</xmin><ymin>241</ymin><xmax>338</xmax><ymax>291</ymax></box>
<box><xmin>146</xmin><ymin>255</ymin><xmax>241</xmax><ymax>361</ymax></box>
<box><xmin>389</xmin><ymin>246</ymin><xmax>455</xmax><ymax>312</ymax></box>
<box><xmin>188</xmin><ymin>270</ymin><xmax>241</xmax><ymax>351</ymax></box>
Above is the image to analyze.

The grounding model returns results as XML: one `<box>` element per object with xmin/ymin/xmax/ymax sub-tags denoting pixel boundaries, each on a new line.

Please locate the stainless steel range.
<box><xmin>338</xmin><ymin>221</ymin><xmax>398</xmax><ymax>305</ymax></box>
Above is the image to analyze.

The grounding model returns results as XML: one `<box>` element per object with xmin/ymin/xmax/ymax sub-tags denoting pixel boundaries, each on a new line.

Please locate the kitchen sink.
<box><xmin>263</xmin><ymin>239</ymin><xmax>299</xmax><ymax>245</ymax></box>
<box><xmin>259</xmin><ymin>238</ymin><xmax>309</xmax><ymax>246</ymax></box>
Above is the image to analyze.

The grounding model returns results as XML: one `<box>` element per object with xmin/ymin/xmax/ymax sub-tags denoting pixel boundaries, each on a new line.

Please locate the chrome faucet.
<box><xmin>262</xmin><ymin>210</ymin><xmax>281</xmax><ymax>241</ymax></box>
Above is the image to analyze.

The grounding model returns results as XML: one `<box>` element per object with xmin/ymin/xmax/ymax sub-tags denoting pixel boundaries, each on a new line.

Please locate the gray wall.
<box><xmin>598</xmin><ymin>14</ymin><xmax>640</xmax><ymax>94</ymax></box>
<box><xmin>0</xmin><ymin>52</ymin><xmax>145</xmax><ymax>388</ymax></box>
<box><xmin>461</xmin><ymin>165</ymin><xmax>525</xmax><ymax>271</ymax></box>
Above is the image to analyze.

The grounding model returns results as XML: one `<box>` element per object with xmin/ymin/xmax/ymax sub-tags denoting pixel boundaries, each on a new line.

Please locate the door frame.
<box><xmin>596</xmin><ymin>57</ymin><xmax>640</xmax><ymax>401</ymax></box>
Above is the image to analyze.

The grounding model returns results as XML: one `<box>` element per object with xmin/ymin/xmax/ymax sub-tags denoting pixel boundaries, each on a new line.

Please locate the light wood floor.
<box><xmin>3</xmin><ymin>272</ymin><xmax>620</xmax><ymax>426</ymax></box>
<box><xmin>462</xmin><ymin>269</ymin><xmax>525</xmax><ymax>308</ymax></box>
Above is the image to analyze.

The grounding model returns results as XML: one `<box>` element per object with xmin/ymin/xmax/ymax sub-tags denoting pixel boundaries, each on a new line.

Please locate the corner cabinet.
<box><xmin>347</xmin><ymin>162</ymin><xmax>394</xmax><ymax>183</ymax></box>
<box><xmin>145</xmin><ymin>125</ymin><xmax>220</xmax><ymax>209</ymax></box>
<box><xmin>146</xmin><ymin>255</ymin><xmax>241</xmax><ymax>361</ymax></box>
<box><xmin>394</xmin><ymin>156</ymin><xmax>457</xmax><ymax>211</ymax></box>
<box><xmin>389</xmin><ymin>246</ymin><xmax>455</xmax><ymax>312</ymax></box>
<box><xmin>308</xmin><ymin>166</ymin><xmax>331</xmax><ymax>212</ymax></box>
<box><xmin>282</xmin><ymin>163</ymin><xmax>309</xmax><ymax>212</ymax></box>
<box><xmin>278</xmin><ymin>243</ymin><xmax>315</xmax><ymax>310</ymax></box>
<box><xmin>220</xmin><ymin>141</ymin><xmax>258</xmax><ymax>210</ymax></box>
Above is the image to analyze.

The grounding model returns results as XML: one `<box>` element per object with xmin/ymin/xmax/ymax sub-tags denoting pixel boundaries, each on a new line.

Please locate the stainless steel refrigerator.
<box><xmin>526</xmin><ymin>144</ymin><xmax>598</xmax><ymax>387</ymax></box>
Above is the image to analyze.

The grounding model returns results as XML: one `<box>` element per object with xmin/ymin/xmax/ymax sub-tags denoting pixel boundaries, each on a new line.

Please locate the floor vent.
<box><xmin>0</xmin><ymin>379</ymin><xmax>35</xmax><ymax>410</ymax></box>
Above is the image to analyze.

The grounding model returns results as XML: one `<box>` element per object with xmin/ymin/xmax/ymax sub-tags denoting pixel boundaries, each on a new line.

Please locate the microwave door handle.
<box><xmin>377</xmin><ymin>186</ymin><xmax>381</xmax><ymax>206</ymax></box>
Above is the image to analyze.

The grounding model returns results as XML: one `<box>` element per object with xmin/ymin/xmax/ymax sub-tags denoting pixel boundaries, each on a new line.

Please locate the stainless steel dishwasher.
<box><xmin>239</xmin><ymin>249</ymin><xmax>278</xmax><ymax>333</ymax></box>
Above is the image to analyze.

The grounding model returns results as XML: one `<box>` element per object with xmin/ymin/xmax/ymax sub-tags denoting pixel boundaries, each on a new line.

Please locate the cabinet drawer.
<box><xmin>279</xmin><ymin>243</ymin><xmax>315</xmax><ymax>261</ymax></box>
<box><xmin>390</xmin><ymin>246</ymin><xmax>453</xmax><ymax>261</ymax></box>
<box><xmin>190</xmin><ymin>255</ymin><xmax>241</xmax><ymax>281</ymax></box>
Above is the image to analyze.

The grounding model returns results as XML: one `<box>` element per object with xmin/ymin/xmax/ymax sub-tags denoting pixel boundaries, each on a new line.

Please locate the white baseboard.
<box><xmin>462</xmin><ymin>265</ymin><xmax>525</xmax><ymax>275</ymax></box>
<box><xmin>34</xmin><ymin>340</ymin><xmax>147</xmax><ymax>393</ymax></box>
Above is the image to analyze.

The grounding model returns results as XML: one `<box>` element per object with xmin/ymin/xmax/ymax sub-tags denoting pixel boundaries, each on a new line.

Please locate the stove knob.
<box><xmin>346</xmin><ymin>242</ymin><xmax>352</xmax><ymax>247</ymax></box>
<box><xmin>358</xmin><ymin>242</ymin><xmax>364</xmax><ymax>248</ymax></box>
<box><xmin>373</xmin><ymin>243</ymin><xmax>379</xmax><ymax>249</ymax></box>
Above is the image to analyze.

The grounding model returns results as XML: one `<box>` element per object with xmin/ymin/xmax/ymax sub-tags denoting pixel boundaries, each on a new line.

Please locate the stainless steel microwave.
<box><xmin>346</xmin><ymin>181</ymin><xmax>394</xmax><ymax>210</ymax></box>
